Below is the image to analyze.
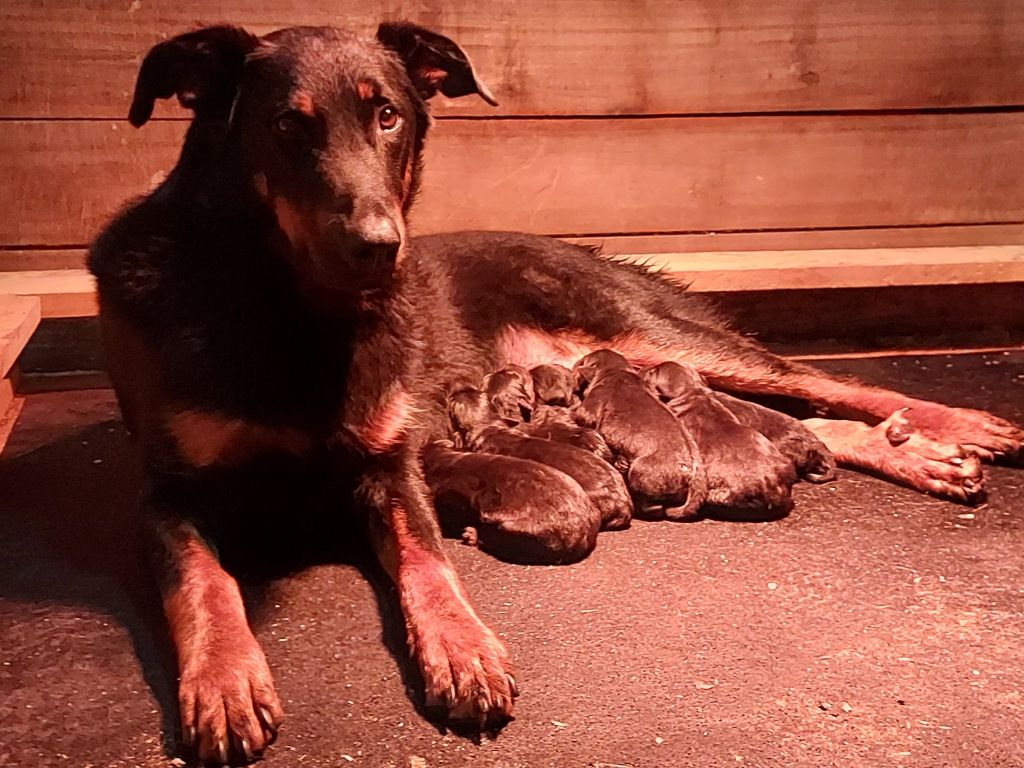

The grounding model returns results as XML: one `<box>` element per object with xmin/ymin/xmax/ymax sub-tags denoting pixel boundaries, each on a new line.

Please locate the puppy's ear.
<box><xmin>129</xmin><ymin>25</ymin><xmax>260</xmax><ymax>127</ymax></box>
<box><xmin>377</xmin><ymin>21</ymin><xmax>498</xmax><ymax>106</ymax></box>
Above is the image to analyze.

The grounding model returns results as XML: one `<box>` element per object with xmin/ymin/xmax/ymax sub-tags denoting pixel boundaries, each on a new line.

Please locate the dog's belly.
<box><xmin>493</xmin><ymin>324</ymin><xmax>673</xmax><ymax>370</ymax></box>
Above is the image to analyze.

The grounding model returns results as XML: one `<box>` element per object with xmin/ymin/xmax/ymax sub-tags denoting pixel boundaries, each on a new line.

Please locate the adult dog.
<box><xmin>89</xmin><ymin>22</ymin><xmax>1022</xmax><ymax>764</ymax></box>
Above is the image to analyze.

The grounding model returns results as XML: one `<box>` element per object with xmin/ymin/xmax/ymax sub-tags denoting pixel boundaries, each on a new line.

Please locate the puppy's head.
<box><xmin>572</xmin><ymin>349</ymin><xmax>631</xmax><ymax>393</ymax></box>
<box><xmin>447</xmin><ymin>387</ymin><xmax>505</xmax><ymax>440</ymax></box>
<box><xmin>483</xmin><ymin>366</ymin><xmax>535</xmax><ymax>423</ymax></box>
<box><xmin>530</xmin><ymin>364</ymin><xmax>575</xmax><ymax>407</ymax></box>
<box><xmin>128</xmin><ymin>23</ymin><xmax>495</xmax><ymax>296</ymax></box>
<box><xmin>640</xmin><ymin>361</ymin><xmax>706</xmax><ymax>401</ymax></box>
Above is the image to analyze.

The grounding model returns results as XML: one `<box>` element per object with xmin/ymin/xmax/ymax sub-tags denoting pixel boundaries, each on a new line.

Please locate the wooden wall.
<box><xmin>1</xmin><ymin>0</ymin><xmax>1023</xmax><ymax>274</ymax></box>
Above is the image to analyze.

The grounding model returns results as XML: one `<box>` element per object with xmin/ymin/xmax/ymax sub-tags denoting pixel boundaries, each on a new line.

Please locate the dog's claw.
<box><xmin>182</xmin><ymin>725</ymin><xmax>196</xmax><ymax>747</ymax></box>
<box><xmin>507</xmin><ymin>674</ymin><xmax>519</xmax><ymax>699</ymax></box>
<box><xmin>216</xmin><ymin>739</ymin><xmax>228</xmax><ymax>766</ymax></box>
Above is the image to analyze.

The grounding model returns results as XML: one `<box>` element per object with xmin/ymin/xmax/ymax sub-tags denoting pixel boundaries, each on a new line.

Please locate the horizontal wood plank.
<box><xmin>0</xmin><ymin>295</ymin><xmax>41</xmax><ymax>378</ymax></box>
<box><xmin>6</xmin><ymin>225</ymin><xmax>1024</xmax><ymax>273</ymax></box>
<box><xmin>0</xmin><ymin>272</ymin><xmax>97</xmax><ymax>318</ymax></box>
<box><xmin>569</xmin><ymin>224</ymin><xmax>1024</xmax><ymax>255</ymax></box>
<box><xmin>6</xmin><ymin>246</ymin><xmax>1022</xmax><ymax>318</ymax></box>
<box><xmin>655</xmin><ymin>245</ymin><xmax>1024</xmax><ymax>291</ymax></box>
<box><xmin>3</xmin><ymin>1</ymin><xmax>1023</xmax><ymax>118</ymax></box>
<box><xmin>2</xmin><ymin>113</ymin><xmax>1023</xmax><ymax>246</ymax></box>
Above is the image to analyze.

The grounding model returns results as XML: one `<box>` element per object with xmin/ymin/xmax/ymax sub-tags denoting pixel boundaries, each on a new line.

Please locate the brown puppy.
<box><xmin>483</xmin><ymin>365</ymin><xmax>534</xmax><ymax>422</ymax></box>
<box><xmin>641</xmin><ymin>361</ymin><xmax>797</xmax><ymax>519</ymax></box>
<box><xmin>572</xmin><ymin>350</ymin><xmax>706</xmax><ymax>516</ymax></box>
<box><xmin>422</xmin><ymin>439</ymin><xmax>600</xmax><ymax>564</ymax></box>
<box><xmin>643</xmin><ymin>361</ymin><xmax>836</xmax><ymax>484</ymax></box>
<box><xmin>449</xmin><ymin>388</ymin><xmax>632</xmax><ymax>530</ymax></box>
<box><xmin>522</xmin><ymin>364</ymin><xmax>613</xmax><ymax>461</ymax></box>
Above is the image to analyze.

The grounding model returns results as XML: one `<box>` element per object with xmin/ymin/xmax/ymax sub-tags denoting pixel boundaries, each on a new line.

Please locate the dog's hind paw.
<box><xmin>898</xmin><ymin>401</ymin><xmax>1023</xmax><ymax>463</ymax></box>
<box><xmin>806</xmin><ymin>413</ymin><xmax>986</xmax><ymax>504</ymax></box>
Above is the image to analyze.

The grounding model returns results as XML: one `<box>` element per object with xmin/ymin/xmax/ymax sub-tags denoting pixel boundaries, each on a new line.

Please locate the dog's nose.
<box><xmin>351</xmin><ymin>213</ymin><xmax>401</xmax><ymax>265</ymax></box>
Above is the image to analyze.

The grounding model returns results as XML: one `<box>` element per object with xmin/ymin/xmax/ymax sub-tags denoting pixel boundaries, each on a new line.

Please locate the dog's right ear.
<box><xmin>128</xmin><ymin>26</ymin><xmax>260</xmax><ymax>127</ymax></box>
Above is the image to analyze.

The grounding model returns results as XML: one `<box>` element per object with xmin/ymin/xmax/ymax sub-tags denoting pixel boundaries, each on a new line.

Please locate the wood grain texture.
<box><xmin>6</xmin><ymin>225</ymin><xmax>1023</xmax><ymax>273</ymax></box>
<box><xmin>2</xmin><ymin>0</ymin><xmax>1023</xmax><ymax>119</ymax></box>
<box><xmin>0</xmin><ymin>272</ymin><xmax>97</xmax><ymax>318</ymax></box>
<box><xmin>0</xmin><ymin>295</ymin><xmax>41</xmax><ymax>378</ymax></box>
<box><xmin>2</xmin><ymin>113</ymin><xmax>1023</xmax><ymax>246</ymax></box>
<box><xmin>9</xmin><ymin>245</ymin><xmax>1023</xmax><ymax>319</ymax></box>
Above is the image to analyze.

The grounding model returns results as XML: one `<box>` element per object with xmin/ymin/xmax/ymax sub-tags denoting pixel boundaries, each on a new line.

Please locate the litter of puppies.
<box><xmin>426</xmin><ymin>350</ymin><xmax>839</xmax><ymax>559</ymax></box>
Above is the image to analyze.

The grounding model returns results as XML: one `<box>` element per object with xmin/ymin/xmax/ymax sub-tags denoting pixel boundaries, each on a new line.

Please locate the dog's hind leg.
<box><xmin>603</xmin><ymin>314</ymin><xmax>1023</xmax><ymax>464</ymax></box>
<box><xmin>361</xmin><ymin>446</ymin><xmax>518</xmax><ymax>727</ymax></box>
<box><xmin>148</xmin><ymin>497</ymin><xmax>283</xmax><ymax>765</ymax></box>
<box><xmin>803</xmin><ymin>411</ymin><xmax>984</xmax><ymax>504</ymax></box>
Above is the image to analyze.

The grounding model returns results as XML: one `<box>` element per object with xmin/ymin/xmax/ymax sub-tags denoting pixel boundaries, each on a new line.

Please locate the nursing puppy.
<box><xmin>449</xmin><ymin>388</ymin><xmax>632</xmax><ymax>530</ymax></box>
<box><xmin>483</xmin><ymin>365</ymin><xmax>534</xmax><ymax>422</ymax></box>
<box><xmin>643</xmin><ymin>361</ymin><xmax>836</xmax><ymax>484</ymax></box>
<box><xmin>572</xmin><ymin>350</ymin><xmax>706</xmax><ymax>516</ymax></box>
<box><xmin>422</xmin><ymin>438</ymin><xmax>601</xmax><ymax>564</ymax></box>
<box><xmin>523</xmin><ymin>364</ymin><xmax>613</xmax><ymax>461</ymax></box>
<box><xmin>641</xmin><ymin>362</ymin><xmax>796</xmax><ymax>518</ymax></box>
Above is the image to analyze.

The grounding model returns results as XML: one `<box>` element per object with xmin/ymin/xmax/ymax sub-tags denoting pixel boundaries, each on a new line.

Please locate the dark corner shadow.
<box><xmin>0</xmin><ymin>418</ymin><xmax>178</xmax><ymax>754</ymax></box>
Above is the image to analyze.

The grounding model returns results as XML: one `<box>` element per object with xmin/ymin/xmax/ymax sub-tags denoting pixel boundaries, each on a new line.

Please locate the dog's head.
<box><xmin>640</xmin><ymin>361</ymin><xmax>707</xmax><ymax>401</ymax></box>
<box><xmin>530</xmin><ymin>364</ymin><xmax>575</xmax><ymax>407</ymax></box>
<box><xmin>572</xmin><ymin>349</ymin><xmax>632</xmax><ymax>393</ymax></box>
<box><xmin>483</xmin><ymin>366</ymin><xmax>535</xmax><ymax>424</ymax></box>
<box><xmin>128</xmin><ymin>23</ymin><xmax>495</xmax><ymax>294</ymax></box>
<box><xmin>447</xmin><ymin>387</ymin><xmax>506</xmax><ymax>443</ymax></box>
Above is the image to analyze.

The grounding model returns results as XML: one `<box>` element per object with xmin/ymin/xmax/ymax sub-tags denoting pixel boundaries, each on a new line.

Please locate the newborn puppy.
<box><xmin>641</xmin><ymin>361</ymin><xmax>796</xmax><ymax>518</ymax></box>
<box><xmin>422</xmin><ymin>440</ymin><xmax>601</xmax><ymax>565</ymax></box>
<box><xmin>522</xmin><ymin>364</ymin><xmax>613</xmax><ymax>461</ymax></box>
<box><xmin>450</xmin><ymin>388</ymin><xmax>632</xmax><ymax>530</ymax></box>
<box><xmin>572</xmin><ymin>349</ymin><xmax>706</xmax><ymax>516</ymax></box>
<box><xmin>483</xmin><ymin>365</ymin><xmax>534</xmax><ymax>422</ymax></box>
<box><xmin>643</xmin><ymin>361</ymin><xmax>835</xmax><ymax>483</ymax></box>
<box><xmin>530</xmin><ymin>364</ymin><xmax>576</xmax><ymax>406</ymax></box>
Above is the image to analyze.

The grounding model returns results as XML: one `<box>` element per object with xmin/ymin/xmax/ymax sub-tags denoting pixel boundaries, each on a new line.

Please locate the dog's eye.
<box><xmin>377</xmin><ymin>105</ymin><xmax>402</xmax><ymax>132</ymax></box>
<box><xmin>273</xmin><ymin>111</ymin><xmax>304</xmax><ymax>138</ymax></box>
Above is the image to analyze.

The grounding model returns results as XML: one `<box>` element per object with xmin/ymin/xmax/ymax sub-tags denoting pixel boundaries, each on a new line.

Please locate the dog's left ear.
<box><xmin>377</xmin><ymin>22</ymin><xmax>498</xmax><ymax>106</ymax></box>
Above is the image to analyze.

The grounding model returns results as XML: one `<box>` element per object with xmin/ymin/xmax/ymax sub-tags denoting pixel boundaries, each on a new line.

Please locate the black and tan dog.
<box><xmin>90</xmin><ymin>21</ymin><xmax>1019</xmax><ymax>765</ymax></box>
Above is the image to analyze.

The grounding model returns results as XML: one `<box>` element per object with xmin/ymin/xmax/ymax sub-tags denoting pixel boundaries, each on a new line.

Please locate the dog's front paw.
<box><xmin>408</xmin><ymin>599</ymin><xmax>517</xmax><ymax>728</ymax></box>
<box><xmin>178</xmin><ymin>638</ymin><xmax>283</xmax><ymax>765</ymax></box>
<box><xmin>901</xmin><ymin>401</ymin><xmax>1023</xmax><ymax>463</ymax></box>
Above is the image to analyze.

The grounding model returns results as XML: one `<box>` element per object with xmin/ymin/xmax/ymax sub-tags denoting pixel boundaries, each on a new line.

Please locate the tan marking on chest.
<box><xmin>167</xmin><ymin>409</ymin><xmax>313</xmax><ymax>469</ymax></box>
<box><xmin>347</xmin><ymin>389</ymin><xmax>419</xmax><ymax>455</ymax></box>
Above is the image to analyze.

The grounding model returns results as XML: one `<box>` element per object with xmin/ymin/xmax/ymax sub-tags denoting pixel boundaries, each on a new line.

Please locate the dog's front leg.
<box><xmin>361</xmin><ymin>448</ymin><xmax>518</xmax><ymax>726</ymax></box>
<box><xmin>147</xmin><ymin>483</ymin><xmax>283</xmax><ymax>764</ymax></box>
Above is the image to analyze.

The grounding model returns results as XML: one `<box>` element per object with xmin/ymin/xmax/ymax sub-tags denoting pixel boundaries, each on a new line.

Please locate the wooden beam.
<box><xmin>651</xmin><ymin>245</ymin><xmax>1024</xmax><ymax>291</ymax></box>
<box><xmin>5</xmin><ymin>225</ymin><xmax>1024</xmax><ymax>273</ymax></box>
<box><xmin>0</xmin><ymin>273</ymin><xmax>96</xmax><ymax>319</ymax></box>
<box><xmin>3</xmin><ymin>113</ymin><xmax>1024</xmax><ymax>246</ymax></box>
<box><xmin>3</xmin><ymin>0</ymin><xmax>1023</xmax><ymax>118</ymax></box>
<box><xmin>3</xmin><ymin>246</ymin><xmax>1022</xmax><ymax>319</ymax></box>
<box><xmin>0</xmin><ymin>294</ymin><xmax>41</xmax><ymax>378</ymax></box>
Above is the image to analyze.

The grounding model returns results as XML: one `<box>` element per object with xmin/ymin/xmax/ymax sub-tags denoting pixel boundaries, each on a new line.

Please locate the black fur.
<box><xmin>642</xmin><ymin>362</ymin><xmax>796</xmax><ymax>519</ymax></box>
<box><xmin>448</xmin><ymin>388</ymin><xmax>632</xmax><ymax>530</ymax></box>
<box><xmin>572</xmin><ymin>350</ymin><xmax>706</xmax><ymax>516</ymax></box>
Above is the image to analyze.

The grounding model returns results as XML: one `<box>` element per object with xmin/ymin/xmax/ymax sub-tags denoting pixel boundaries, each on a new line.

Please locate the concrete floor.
<box><xmin>1</xmin><ymin>353</ymin><xmax>1022</xmax><ymax>768</ymax></box>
